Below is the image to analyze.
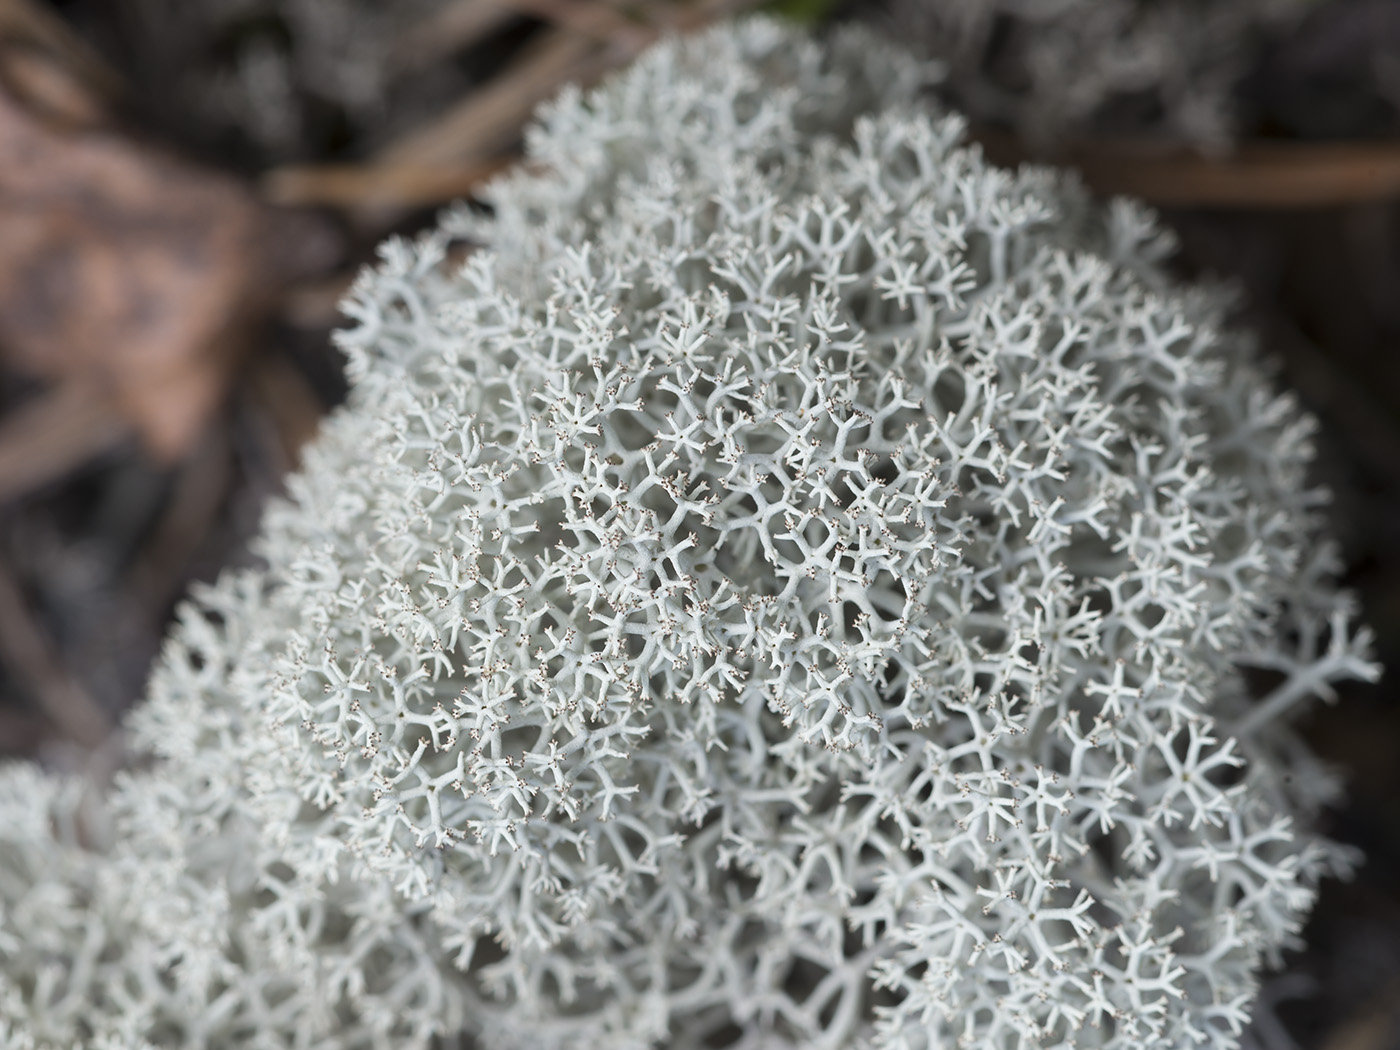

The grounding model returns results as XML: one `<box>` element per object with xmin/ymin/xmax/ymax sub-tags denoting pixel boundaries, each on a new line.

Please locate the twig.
<box><xmin>278</xmin><ymin>0</ymin><xmax>766</xmax><ymax>220</ymax></box>
<box><xmin>124</xmin><ymin>425</ymin><xmax>232</xmax><ymax>619</ymax></box>
<box><xmin>1085</xmin><ymin>141</ymin><xmax>1400</xmax><ymax>208</ymax></box>
<box><xmin>0</xmin><ymin>0</ymin><xmax>119</xmax><ymax>95</ymax></box>
<box><xmin>246</xmin><ymin>352</ymin><xmax>326</xmax><ymax>466</ymax></box>
<box><xmin>978</xmin><ymin>128</ymin><xmax>1400</xmax><ymax>208</ymax></box>
<box><xmin>381</xmin><ymin>27</ymin><xmax>597</xmax><ymax>169</ymax></box>
<box><xmin>0</xmin><ymin>384</ymin><xmax>130</xmax><ymax>503</ymax></box>
<box><xmin>392</xmin><ymin>0</ymin><xmax>651</xmax><ymax>74</ymax></box>
<box><xmin>389</xmin><ymin>0</ymin><xmax>521</xmax><ymax>73</ymax></box>
<box><xmin>491</xmin><ymin>0</ymin><xmax>651</xmax><ymax>48</ymax></box>
<box><xmin>381</xmin><ymin>0</ymin><xmax>766</xmax><ymax>172</ymax></box>
<box><xmin>263</xmin><ymin>155</ymin><xmax>516</xmax><ymax>209</ymax></box>
<box><xmin>279</xmin><ymin>271</ymin><xmax>359</xmax><ymax>329</ymax></box>
<box><xmin>0</xmin><ymin>707</ymin><xmax>44</xmax><ymax>754</ymax></box>
<box><xmin>0</xmin><ymin>552</ymin><xmax>110</xmax><ymax>748</ymax></box>
<box><xmin>0</xmin><ymin>42</ymin><xmax>105</xmax><ymax>128</ymax></box>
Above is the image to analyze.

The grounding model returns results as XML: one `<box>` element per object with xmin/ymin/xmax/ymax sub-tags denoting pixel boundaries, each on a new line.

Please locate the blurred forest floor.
<box><xmin>1</xmin><ymin>1</ymin><xmax>1399</xmax><ymax>1047</ymax></box>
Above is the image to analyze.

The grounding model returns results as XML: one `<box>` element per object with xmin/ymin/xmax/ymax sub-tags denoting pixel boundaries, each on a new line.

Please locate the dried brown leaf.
<box><xmin>0</xmin><ymin>48</ymin><xmax>337</xmax><ymax>466</ymax></box>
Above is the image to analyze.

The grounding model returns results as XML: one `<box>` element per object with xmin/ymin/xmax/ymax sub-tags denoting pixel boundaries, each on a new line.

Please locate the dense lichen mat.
<box><xmin>0</xmin><ymin>19</ymin><xmax>1377</xmax><ymax>1050</ymax></box>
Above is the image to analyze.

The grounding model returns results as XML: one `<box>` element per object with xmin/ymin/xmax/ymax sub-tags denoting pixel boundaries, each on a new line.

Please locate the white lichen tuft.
<box><xmin>0</xmin><ymin>17</ymin><xmax>1378</xmax><ymax>1050</ymax></box>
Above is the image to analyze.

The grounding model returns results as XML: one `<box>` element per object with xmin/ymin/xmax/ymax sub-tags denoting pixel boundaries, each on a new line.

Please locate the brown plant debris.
<box><xmin>262</xmin><ymin>155</ymin><xmax>518</xmax><ymax>210</ymax></box>
<box><xmin>0</xmin><ymin>42</ymin><xmax>337</xmax><ymax>474</ymax></box>
<box><xmin>978</xmin><ymin>127</ymin><xmax>1400</xmax><ymax>208</ymax></box>
<box><xmin>274</xmin><ymin>0</ymin><xmax>765</xmax><ymax>223</ymax></box>
<box><xmin>0</xmin><ymin>384</ymin><xmax>129</xmax><ymax>504</ymax></box>
<box><xmin>0</xmin><ymin>0</ymin><xmax>119</xmax><ymax>102</ymax></box>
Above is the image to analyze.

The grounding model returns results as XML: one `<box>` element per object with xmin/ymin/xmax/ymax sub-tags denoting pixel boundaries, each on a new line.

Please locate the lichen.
<box><xmin>0</xmin><ymin>18</ymin><xmax>1377</xmax><ymax>1050</ymax></box>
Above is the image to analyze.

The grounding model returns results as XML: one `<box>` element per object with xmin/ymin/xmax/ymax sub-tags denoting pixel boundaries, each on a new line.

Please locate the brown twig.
<box><xmin>0</xmin><ymin>552</ymin><xmax>110</xmax><ymax>748</ymax></box>
<box><xmin>381</xmin><ymin>0</ymin><xmax>769</xmax><ymax>173</ymax></box>
<box><xmin>492</xmin><ymin>0</ymin><xmax>651</xmax><ymax>47</ymax></box>
<box><xmin>0</xmin><ymin>43</ymin><xmax>105</xmax><ymax>128</ymax></box>
<box><xmin>0</xmin><ymin>384</ymin><xmax>130</xmax><ymax>503</ymax></box>
<box><xmin>263</xmin><ymin>155</ymin><xmax>517</xmax><ymax>210</ymax></box>
<box><xmin>391</xmin><ymin>0</ymin><xmax>656</xmax><ymax>75</ymax></box>
<box><xmin>381</xmin><ymin>27</ymin><xmax>598</xmax><ymax>170</ymax></box>
<box><xmin>270</xmin><ymin>0</ymin><xmax>773</xmax><ymax>222</ymax></box>
<box><xmin>978</xmin><ymin>128</ymin><xmax>1400</xmax><ymax>208</ymax></box>
<box><xmin>274</xmin><ymin>0</ymin><xmax>765</xmax><ymax>219</ymax></box>
<box><xmin>279</xmin><ymin>271</ymin><xmax>360</xmax><ymax>330</ymax></box>
<box><xmin>389</xmin><ymin>0</ymin><xmax>521</xmax><ymax>74</ymax></box>
<box><xmin>123</xmin><ymin>425</ymin><xmax>232</xmax><ymax>619</ymax></box>
<box><xmin>0</xmin><ymin>0</ymin><xmax>119</xmax><ymax>96</ymax></box>
<box><xmin>246</xmin><ymin>353</ymin><xmax>326</xmax><ymax>467</ymax></box>
<box><xmin>1085</xmin><ymin>141</ymin><xmax>1400</xmax><ymax>208</ymax></box>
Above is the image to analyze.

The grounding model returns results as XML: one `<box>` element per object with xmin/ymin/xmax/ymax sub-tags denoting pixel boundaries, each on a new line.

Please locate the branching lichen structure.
<box><xmin>0</xmin><ymin>18</ymin><xmax>1378</xmax><ymax>1050</ymax></box>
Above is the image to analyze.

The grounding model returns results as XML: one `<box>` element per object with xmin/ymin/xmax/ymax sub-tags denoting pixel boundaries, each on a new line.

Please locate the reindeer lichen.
<box><xmin>0</xmin><ymin>17</ymin><xmax>1377</xmax><ymax>1050</ymax></box>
